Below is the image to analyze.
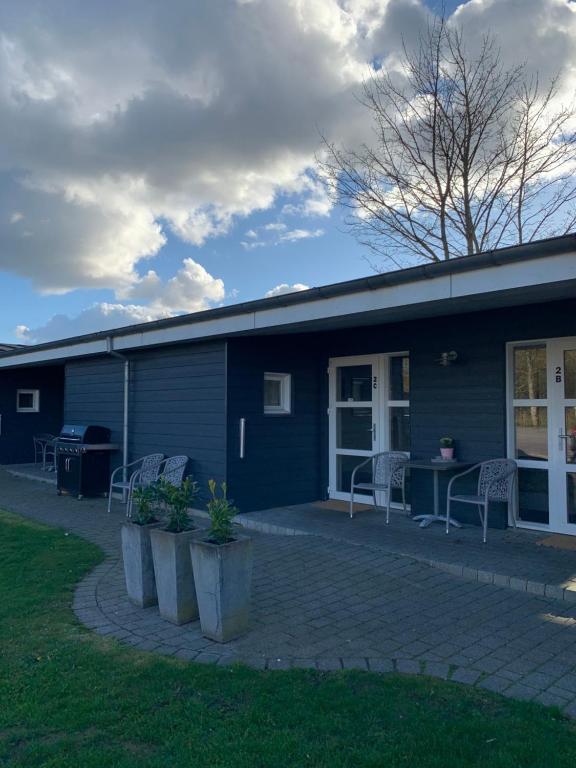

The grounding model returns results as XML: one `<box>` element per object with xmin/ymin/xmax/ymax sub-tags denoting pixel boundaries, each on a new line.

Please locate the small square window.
<box><xmin>16</xmin><ymin>389</ymin><xmax>40</xmax><ymax>413</ymax></box>
<box><xmin>264</xmin><ymin>373</ymin><xmax>291</xmax><ymax>415</ymax></box>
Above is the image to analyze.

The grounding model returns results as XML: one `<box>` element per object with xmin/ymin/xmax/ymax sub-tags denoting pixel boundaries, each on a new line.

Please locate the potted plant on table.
<box><xmin>149</xmin><ymin>477</ymin><xmax>199</xmax><ymax>625</ymax></box>
<box><xmin>439</xmin><ymin>436</ymin><xmax>455</xmax><ymax>460</ymax></box>
<box><xmin>121</xmin><ymin>485</ymin><xmax>160</xmax><ymax>608</ymax></box>
<box><xmin>190</xmin><ymin>480</ymin><xmax>253</xmax><ymax>643</ymax></box>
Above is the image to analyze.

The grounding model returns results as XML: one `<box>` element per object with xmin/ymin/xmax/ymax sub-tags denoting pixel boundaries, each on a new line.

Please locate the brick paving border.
<box><xmin>2</xmin><ymin>468</ymin><xmax>576</xmax><ymax>718</ymax></box>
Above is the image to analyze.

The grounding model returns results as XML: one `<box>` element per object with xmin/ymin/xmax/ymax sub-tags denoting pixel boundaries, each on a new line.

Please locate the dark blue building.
<box><xmin>1</xmin><ymin>234</ymin><xmax>576</xmax><ymax>534</ymax></box>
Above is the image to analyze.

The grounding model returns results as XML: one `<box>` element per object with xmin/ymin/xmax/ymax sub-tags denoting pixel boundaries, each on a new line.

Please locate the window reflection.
<box><xmin>565</xmin><ymin>350</ymin><xmax>576</xmax><ymax>399</ymax></box>
<box><xmin>337</xmin><ymin>455</ymin><xmax>371</xmax><ymax>494</ymax></box>
<box><xmin>337</xmin><ymin>366</ymin><xmax>372</xmax><ymax>402</ymax></box>
<box><xmin>390</xmin><ymin>407</ymin><xmax>410</xmax><ymax>452</ymax></box>
<box><xmin>514</xmin><ymin>346</ymin><xmax>547</xmax><ymax>400</ymax></box>
<box><xmin>336</xmin><ymin>408</ymin><xmax>372</xmax><ymax>451</ymax></box>
<box><xmin>567</xmin><ymin>474</ymin><xmax>576</xmax><ymax>525</ymax></box>
<box><xmin>514</xmin><ymin>406</ymin><xmax>547</xmax><ymax>461</ymax></box>
<box><xmin>565</xmin><ymin>407</ymin><xmax>576</xmax><ymax>465</ymax></box>
<box><xmin>390</xmin><ymin>356</ymin><xmax>409</xmax><ymax>400</ymax></box>
<box><xmin>518</xmin><ymin>468</ymin><xmax>549</xmax><ymax>524</ymax></box>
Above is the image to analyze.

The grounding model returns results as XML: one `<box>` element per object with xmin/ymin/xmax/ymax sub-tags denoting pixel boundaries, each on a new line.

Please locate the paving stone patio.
<box><xmin>2</xmin><ymin>467</ymin><xmax>576</xmax><ymax>716</ymax></box>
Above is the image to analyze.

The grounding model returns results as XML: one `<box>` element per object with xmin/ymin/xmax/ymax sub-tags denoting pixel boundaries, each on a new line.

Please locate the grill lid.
<box><xmin>58</xmin><ymin>425</ymin><xmax>111</xmax><ymax>444</ymax></box>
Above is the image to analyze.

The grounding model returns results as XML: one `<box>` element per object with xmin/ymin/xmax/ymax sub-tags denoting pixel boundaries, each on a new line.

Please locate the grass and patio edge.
<box><xmin>1</xmin><ymin>509</ymin><xmax>576</xmax><ymax>767</ymax></box>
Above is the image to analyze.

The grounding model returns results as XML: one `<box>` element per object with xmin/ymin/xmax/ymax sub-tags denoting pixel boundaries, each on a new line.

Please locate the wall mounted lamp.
<box><xmin>437</xmin><ymin>350</ymin><xmax>459</xmax><ymax>367</ymax></box>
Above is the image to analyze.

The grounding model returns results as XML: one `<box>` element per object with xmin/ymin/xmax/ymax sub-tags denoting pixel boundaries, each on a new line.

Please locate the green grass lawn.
<box><xmin>0</xmin><ymin>510</ymin><xmax>575</xmax><ymax>768</ymax></box>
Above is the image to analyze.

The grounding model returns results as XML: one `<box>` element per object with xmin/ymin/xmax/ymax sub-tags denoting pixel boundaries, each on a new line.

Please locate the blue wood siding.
<box><xmin>64</xmin><ymin>342</ymin><xmax>227</xmax><ymax>499</ymax></box>
<box><xmin>0</xmin><ymin>365</ymin><xmax>64</xmax><ymax>463</ymax></box>
<box><xmin>227</xmin><ymin>298</ymin><xmax>576</xmax><ymax>527</ymax></box>
<box><xmin>226</xmin><ymin>337</ymin><xmax>323</xmax><ymax>512</ymax></box>
<box><xmin>65</xmin><ymin>358</ymin><xmax>125</xmax><ymax>455</ymax></box>
<box><xmin>129</xmin><ymin>344</ymin><xmax>226</xmax><ymax>497</ymax></box>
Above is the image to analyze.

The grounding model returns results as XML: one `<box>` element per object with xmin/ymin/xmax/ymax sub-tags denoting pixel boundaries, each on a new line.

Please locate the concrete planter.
<box><xmin>121</xmin><ymin>521</ymin><xmax>159</xmax><ymax>608</ymax></box>
<box><xmin>190</xmin><ymin>535</ymin><xmax>253</xmax><ymax>643</ymax></box>
<box><xmin>150</xmin><ymin>528</ymin><xmax>199</xmax><ymax>625</ymax></box>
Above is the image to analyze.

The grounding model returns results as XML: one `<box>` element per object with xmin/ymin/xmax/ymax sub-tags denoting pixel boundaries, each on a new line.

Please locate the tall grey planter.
<box><xmin>121</xmin><ymin>522</ymin><xmax>158</xmax><ymax>608</ymax></box>
<box><xmin>150</xmin><ymin>528</ymin><xmax>199</xmax><ymax>625</ymax></box>
<box><xmin>190</xmin><ymin>535</ymin><xmax>253</xmax><ymax>643</ymax></box>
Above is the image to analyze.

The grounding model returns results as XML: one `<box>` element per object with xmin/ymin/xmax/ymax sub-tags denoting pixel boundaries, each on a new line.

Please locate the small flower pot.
<box><xmin>190</xmin><ymin>535</ymin><xmax>253</xmax><ymax>643</ymax></box>
<box><xmin>150</xmin><ymin>528</ymin><xmax>199</xmax><ymax>625</ymax></box>
<box><xmin>121</xmin><ymin>521</ymin><xmax>160</xmax><ymax>608</ymax></box>
<box><xmin>440</xmin><ymin>447</ymin><xmax>454</xmax><ymax>460</ymax></box>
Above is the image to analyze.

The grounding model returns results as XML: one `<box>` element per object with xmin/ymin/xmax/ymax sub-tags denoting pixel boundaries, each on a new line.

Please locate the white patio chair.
<box><xmin>33</xmin><ymin>433</ymin><xmax>56</xmax><ymax>468</ymax></box>
<box><xmin>158</xmin><ymin>455</ymin><xmax>189</xmax><ymax>487</ymax></box>
<box><xmin>107</xmin><ymin>453</ymin><xmax>165</xmax><ymax>515</ymax></box>
<box><xmin>446</xmin><ymin>459</ymin><xmax>517</xmax><ymax>543</ymax></box>
<box><xmin>349</xmin><ymin>451</ymin><xmax>408</xmax><ymax>522</ymax></box>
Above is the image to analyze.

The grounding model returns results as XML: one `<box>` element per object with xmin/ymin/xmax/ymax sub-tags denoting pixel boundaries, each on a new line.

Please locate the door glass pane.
<box><xmin>518</xmin><ymin>468</ymin><xmax>549</xmax><ymax>524</ymax></box>
<box><xmin>514</xmin><ymin>406</ymin><xmax>548</xmax><ymax>461</ymax></box>
<box><xmin>390</xmin><ymin>356</ymin><xmax>409</xmax><ymax>400</ymax></box>
<box><xmin>565</xmin><ymin>350</ymin><xmax>576</xmax><ymax>399</ymax></box>
<box><xmin>567</xmin><ymin>474</ymin><xmax>576</xmax><ymax>525</ymax></box>
<box><xmin>337</xmin><ymin>408</ymin><xmax>372</xmax><ymax>451</ymax></box>
<box><xmin>390</xmin><ymin>407</ymin><xmax>410</xmax><ymax>452</ymax></box>
<box><xmin>337</xmin><ymin>365</ymin><xmax>372</xmax><ymax>402</ymax></box>
<box><xmin>337</xmin><ymin>454</ymin><xmax>371</xmax><ymax>494</ymax></box>
<box><xmin>513</xmin><ymin>345</ymin><xmax>547</xmax><ymax>399</ymax></box>
<box><xmin>565</xmin><ymin>407</ymin><xmax>576</xmax><ymax>464</ymax></box>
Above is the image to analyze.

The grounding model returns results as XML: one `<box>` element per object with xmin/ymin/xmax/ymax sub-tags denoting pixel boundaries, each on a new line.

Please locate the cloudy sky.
<box><xmin>0</xmin><ymin>0</ymin><xmax>575</xmax><ymax>343</ymax></box>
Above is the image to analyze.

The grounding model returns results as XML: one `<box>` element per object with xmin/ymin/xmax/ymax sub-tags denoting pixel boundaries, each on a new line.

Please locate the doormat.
<box><xmin>312</xmin><ymin>500</ymin><xmax>374</xmax><ymax>514</ymax></box>
<box><xmin>536</xmin><ymin>534</ymin><xmax>576</xmax><ymax>551</ymax></box>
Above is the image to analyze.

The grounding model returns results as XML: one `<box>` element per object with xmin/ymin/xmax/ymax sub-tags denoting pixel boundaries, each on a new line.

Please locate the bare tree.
<box><xmin>320</xmin><ymin>19</ymin><xmax>576</xmax><ymax>265</ymax></box>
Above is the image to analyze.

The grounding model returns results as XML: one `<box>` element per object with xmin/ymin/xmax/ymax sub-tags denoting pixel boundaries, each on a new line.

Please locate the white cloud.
<box><xmin>241</xmin><ymin>239</ymin><xmax>266</xmax><ymax>251</ymax></box>
<box><xmin>265</xmin><ymin>282</ymin><xmax>310</xmax><ymax>298</ymax></box>
<box><xmin>241</xmin><ymin>221</ymin><xmax>325</xmax><ymax>249</ymax></box>
<box><xmin>16</xmin><ymin>303</ymin><xmax>170</xmax><ymax>344</ymax></box>
<box><xmin>0</xmin><ymin>0</ymin><xmax>379</xmax><ymax>298</ymax></box>
<box><xmin>1</xmin><ymin>0</ymin><xmax>575</xmax><ymax>318</ymax></box>
<box><xmin>16</xmin><ymin>256</ymin><xmax>225</xmax><ymax>343</ymax></box>
<box><xmin>279</xmin><ymin>228</ymin><xmax>324</xmax><ymax>243</ymax></box>
<box><xmin>120</xmin><ymin>258</ymin><xmax>225</xmax><ymax>314</ymax></box>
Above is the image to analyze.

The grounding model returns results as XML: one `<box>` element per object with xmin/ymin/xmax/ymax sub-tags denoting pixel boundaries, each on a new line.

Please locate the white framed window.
<box><xmin>16</xmin><ymin>389</ymin><xmax>40</xmax><ymax>413</ymax></box>
<box><xmin>264</xmin><ymin>372</ymin><xmax>292</xmax><ymax>415</ymax></box>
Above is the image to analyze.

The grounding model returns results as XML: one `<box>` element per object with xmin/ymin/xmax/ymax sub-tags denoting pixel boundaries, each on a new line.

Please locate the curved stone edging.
<box><xmin>71</xmin><ymin>547</ymin><xmax>576</xmax><ymax>717</ymax></box>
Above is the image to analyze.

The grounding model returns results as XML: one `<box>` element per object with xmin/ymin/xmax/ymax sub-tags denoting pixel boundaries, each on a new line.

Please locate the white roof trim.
<box><xmin>2</xmin><ymin>249</ymin><xmax>575</xmax><ymax>369</ymax></box>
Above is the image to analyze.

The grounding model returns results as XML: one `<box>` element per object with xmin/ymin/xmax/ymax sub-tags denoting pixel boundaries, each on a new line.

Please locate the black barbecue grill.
<box><xmin>56</xmin><ymin>425</ymin><xmax>118</xmax><ymax>499</ymax></box>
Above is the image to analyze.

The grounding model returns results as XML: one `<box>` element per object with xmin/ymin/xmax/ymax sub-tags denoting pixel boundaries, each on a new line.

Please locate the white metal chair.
<box><xmin>349</xmin><ymin>451</ymin><xmax>408</xmax><ymax>522</ymax></box>
<box><xmin>33</xmin><ymin>433</ymin><xmax>56</xmax><ymax>469</ymax></box>
<box><xmin>446</xmin><ymin>459</ymin><xmax>517</xmax><ymax>543</ymax></box>
<box><xmin>107</xmin><ymin>453</ymin><xmax>165</xmax><ymax>515</ymax></box>
<box><xmin>158</xmin><ymin>455</ymin><xmax>188</xmax><ymax>487</ymax></box>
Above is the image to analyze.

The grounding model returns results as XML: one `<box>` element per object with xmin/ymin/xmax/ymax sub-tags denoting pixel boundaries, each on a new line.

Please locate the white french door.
<box><xmin>328</xmin><ymin>353</ymin><xmax>410</xmax><ymax>502</ymax></box>
<box><xmin>549</xmin><ymin>339</ymin><xmax>576</xmax><ymax>534</ymax></box>
<box><xmin>508</xmin><ymin>337</ymin><xmax>576</xmax><ymax>535</ymax></box>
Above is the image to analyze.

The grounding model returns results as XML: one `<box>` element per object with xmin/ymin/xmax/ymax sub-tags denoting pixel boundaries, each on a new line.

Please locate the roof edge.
<box><xmin>2</xmin><ymin>232</ymin><xmax>575</xmax><ymax>359</ymax></box>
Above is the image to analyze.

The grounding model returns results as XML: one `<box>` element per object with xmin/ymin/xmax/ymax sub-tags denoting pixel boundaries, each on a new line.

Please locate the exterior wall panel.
<box><xmin>64</xmin><ymin>342</ymin><xmax>227</xmax><ymax>499</ymax></box>
<box><xmin>227</xmin><ymin>298</ymin><xmax>576</xmax><ymax>527</ymax></box>
<box><xmin>0</xmin><ymin>365</ymin><xmax>64</xmax><ymax>464</ymax></box>
<box><xmin>226</xmin><ymin>337</ymin><xmax>323</xmax><ymax>512</ymax></box>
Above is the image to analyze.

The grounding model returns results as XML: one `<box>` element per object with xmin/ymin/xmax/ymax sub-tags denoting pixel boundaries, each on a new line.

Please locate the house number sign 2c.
<box><xmin>556</xmin><ymin>366</ymin><xmax>562</xmax><ymax>383</ymax></box>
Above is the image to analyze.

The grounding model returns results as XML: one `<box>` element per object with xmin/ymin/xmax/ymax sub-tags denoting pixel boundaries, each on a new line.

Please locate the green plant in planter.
<box><xmin>131</xmin><ymin>485</ymin><xmax>157</xmax><ymax>526</ymax></box>
<box><xmin>439</xmin><ymin>436</ymin><xmax>454</xmax><ymax>448</ymax></box>
<box><xmin>156</xmin><ymin>477</ymin><xmax>199</xmax><ymax>533</ymax></box>
<box><xmin>206</xmin><ymin>479</ymin><xmax>239</xmax><ymax>544</ymax></box>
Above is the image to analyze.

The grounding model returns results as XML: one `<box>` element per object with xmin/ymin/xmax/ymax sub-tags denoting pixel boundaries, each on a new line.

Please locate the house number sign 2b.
<box><xmin>556</xmin><ymin>366</ymin><xmax>562</xmax><ymax>383</ymax></box>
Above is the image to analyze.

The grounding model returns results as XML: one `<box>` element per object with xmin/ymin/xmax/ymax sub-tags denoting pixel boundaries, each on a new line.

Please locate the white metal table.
<box><xmin>407</xmin><ymin>460</ymin><xmax>472</xmax><ymax>528</ymax></box>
